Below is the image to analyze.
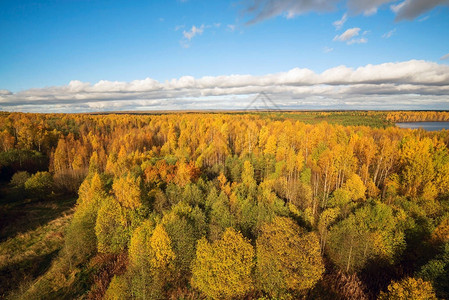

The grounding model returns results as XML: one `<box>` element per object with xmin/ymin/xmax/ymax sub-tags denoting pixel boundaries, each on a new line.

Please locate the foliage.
<box><xmin>2</xmin><ymin>111</ymin><xmax>449</xmax><ymax>299</ymax></box>
<box><xmin>378</xmin><ymin>277</ymin><xmax>437</xmax><ymax>300</ymax></box>
<box><xmin>256</xmin><ymin>217</ymin><xmax>324</xmax><ymax>297</ymax></box>
<box><xmin>327</xmin><ymin>202</ymin><xmax>405</xmax><ymax>272</ymax></box>
<box><xmin>24</xmin><ymin>171</ymin><xmax>53</xmax><ymax>197</ymax></box>
<box><xmin>191</xmin><ymin>228</ymin><xmax>254</xmax><ymax>299</ymax></box>
<box><xmin>95</xmin><ymin>197</ymin><xmax>132</xmax><ymax>254</ymax></box>
<box><xmin>10</xmin><ymin>171</ymin><xmax>30</xmax><ymax>188</ymax></box>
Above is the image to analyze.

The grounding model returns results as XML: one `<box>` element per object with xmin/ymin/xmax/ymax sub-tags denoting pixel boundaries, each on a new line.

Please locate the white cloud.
<box><xmin>333</xmin><ymin>27</ymin><xmax>360</xmax><ymax>42</ymax></box>
<box><xmin>180</xmin><ymin>25</ymin><xmax>206</xmax><ymax>48</ymax></box>
<box><xmin>390</xmin><ymin>1</ymin><xmax>406</xmax><ymax>13</ymax></box>
<box><xmin>175</xmin><ymin>25</ymin><xmax>185</xmax><ymax>31</ymax></box>
<box><xmin>333</xmin><ymin>13</ymin><xmax>347</xmax><ymax>30</ymax></box>
<box><xmin>183</xmin><ymin>25</ymin><xmax>205</xmax><ymax>40</ymax></box>
<box><xmin>347</xmin><ymin>37</ymin><xmax>367</xmax><ymax>45</ymax></box>
<box><xmin>382</xmin><ymin>28</ymin><xmax>396</xmax><ymax>38</ymax></box>
<box><xmin>227</xmin><ymin>24</ymin><xmax>237</xmax><ymax>32</ymax></box>
<box><xmin>0</xmin><ymin>90</ymin><xmax>13</xmax><ymax>96</ymax></box>
<box><xmin>2</xmin><ymin>60</ymin><xmax>449</xmax><ymax>112</ymax></box>
<box><xmin>441</xmin><ymin>53</ymin><xmax>449</xmax><ymax>60</ymax></box>
<box><xmin>323</xmin><ymin>46</ymin><xmax>334</xmax><ymax>53</ymax></box>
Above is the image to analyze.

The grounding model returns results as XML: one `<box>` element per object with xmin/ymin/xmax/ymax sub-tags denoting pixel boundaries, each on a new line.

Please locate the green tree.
<box><xmin>327</xmin><ymin>202</ymin><xmax>405</xmax><ymax>272</ymax></box>
<box><xmin>10</xmin><ymin>171</ymin><xmax>30</xmax><ymax>188</ymax></box>
<box><xmin>256</xmin><ymin>217</ymin><xmax>324</xmax><ymax>297</ymax></box>
<box><xmin>95</xmin><ymin>197</ymin><xmax>131</xmax><ymax>254</ymax></box>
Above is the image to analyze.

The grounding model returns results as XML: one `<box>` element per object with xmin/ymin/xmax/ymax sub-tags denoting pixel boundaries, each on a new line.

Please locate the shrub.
<box><xmin>24</xmin><ymin>171</ymin><xmax>53</xmax><ymax>197</ymax></box>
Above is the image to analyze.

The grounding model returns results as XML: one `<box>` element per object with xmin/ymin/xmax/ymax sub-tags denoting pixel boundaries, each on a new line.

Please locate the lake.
<box><xmin>396</xmin><ymin>122</ymin><xmax>449</xmax><ymax>131</ymax></box>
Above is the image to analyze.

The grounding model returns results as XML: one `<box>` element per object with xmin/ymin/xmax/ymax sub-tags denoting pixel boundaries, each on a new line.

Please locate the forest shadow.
<box><xmin>0</xmin><ymin>183</ymin><xmax>76</xmax><ymax>242</ymax></box>
<box><xmin>0</xmin><ymin>249</ymin><xmax>60</xmax><ymax>298</ymax></box>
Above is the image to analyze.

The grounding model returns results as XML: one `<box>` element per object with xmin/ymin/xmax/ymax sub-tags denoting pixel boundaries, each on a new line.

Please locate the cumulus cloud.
<box><xmin>243</xmin><ymin>0</ymin><xmax>449</xmax><ymax>23</ymax></box>
<box><xmin>1</xmin><ymin>60</ymin><xmax>449</xmax><ymax>112</ymax></box>
<box><xmin>183</xmin><ymin>25</ymin><xmax>205</xmax><ymax>40</ymax></box>
<box><xmin>0</xmin><ymin>90</ymin><xmax>13</xmax><ymax>96</ymax></box>
<box><xmin>333</xmin><ymin>13</ymin><xmax>347</xmax><ymax>30</ymax></box>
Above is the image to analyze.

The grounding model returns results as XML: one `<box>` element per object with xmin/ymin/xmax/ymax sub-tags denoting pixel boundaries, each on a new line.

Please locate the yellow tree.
<box><xmin>150</xmin><ymin>224</ymin><xmax>176</xmax><ymax>271</ymax></box>
<box><xmin>127</xmin><ymin>221</ymin><xmax>175</xmax><ymax>299</ymax></box>
<box><xmin>191</xmin><ymin>228</ymin><xmax>254</xmax><ymax>299</ymax></box>
<box><xmin>378</xmin><ymin>277</ymin><xmax>437</xmax><ymax>300</ymax></box>
<box><xmin>112</xmin><ymin>174</ymin><xmax>142</xmax><ymax>209</ymax></box>
<box><xmin>264</xmin><ymin>135</ymin><xmax>277</xmax><ymax>156</ymax></box>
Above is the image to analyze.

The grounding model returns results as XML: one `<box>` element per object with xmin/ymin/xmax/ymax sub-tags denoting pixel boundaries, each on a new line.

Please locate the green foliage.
<box><xmin>10</xmin><ymin>171</ymin><xmax>30</xmax><ymax>188</ymax></box>
<box><xmin>0</xmin><ymin>149</ymin><xmax>48</xmax><ymax>180</ymax></box>
<box><xmin>417</xmin><ymin>243</ymin><xmax>449</xmax><ymax>298</ymax></box>
<box><xmin>95</xmin><ymin>197</ymin><xmax>131</xmax><ymax>254</ymax></box>
<box><xmin>207</xmin><ymin>190</ymin><xmax>235</xmax><ymax>240</ymax></box>
<box><xmin>327</xmin><ymin>202</ymin><xmax>405</xmax><ymax>272</ymax></box>
<box><xmin>256</xmin><ymin>217</ymin><xmax>324</xmax><ymax>297</ymax></box>
<box><xmin>64</xmin><ymin>203</ymin><xmax>98</xmax><ymax>264</ymax></box>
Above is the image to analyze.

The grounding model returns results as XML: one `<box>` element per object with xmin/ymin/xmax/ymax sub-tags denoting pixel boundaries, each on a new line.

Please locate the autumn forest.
<box><xmin>1</xmin><ymin>111</ymin><xmax>449</xmax><ymax>300</ymax></box>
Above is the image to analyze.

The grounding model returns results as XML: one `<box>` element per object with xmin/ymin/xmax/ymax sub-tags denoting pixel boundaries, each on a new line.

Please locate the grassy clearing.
<box><xmin>0</xmin><ymin>183</ymin><xmax>75</xmax><ymax>242</ymax></box>
<box><xmin>0</xmin><ymin>182</ymin><xmax>75</xmax><ymax>298</ymax></box>
<box><xmin>0</xmin><ymin>211</ymin><xmax>73</xmax><ymax>298</ymax></box>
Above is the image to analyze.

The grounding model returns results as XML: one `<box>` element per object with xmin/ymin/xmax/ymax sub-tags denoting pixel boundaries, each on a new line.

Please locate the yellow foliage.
<box><xmin>128</xmin><ymin>220</ymin><xmax>155</xmax><ymax>268</ymax></box>
<box><xmin>150</xmin><ymin>224</ymin><xmax>176</xmax><ymax>270</ymax></box>
<box><xmin>343</xmin><ymin>173</ymin><xmax>366</xmax><ymax>201</ymax></box>
<box><xmin>112</xmin><ymin>174</ymin><xmax>142</xmax><ymax>209</ymax></box>
<box><xmin>256</xmin><ymin>217</ymin><xmax>324</xmax><ymax>297</ymax></box>
<box><xmin>431</xmin><ymin>218</ymin><xmax>449</xmax><ymax>245</ymax></box>
<box><xmin>105</xmin><ymin>275</ymin><xmax>129</xmax><ymax>300</ymax></box>
<box><xmin>191</xmin><ymin>228</ymin><xmax>254</xmax><ymax>299</ymax></box>
<box><xmin>378</xmin><ymin>277</ymin><xmax>437</xmax><ymax>300</ymax></box>
<box><xmin>264</xmin><ymin>135</ymin><xmax>277</xmax><ymax>156</ymax></box>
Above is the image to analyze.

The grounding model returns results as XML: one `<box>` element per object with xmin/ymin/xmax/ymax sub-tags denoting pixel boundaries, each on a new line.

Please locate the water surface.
<box><xmin>396</xmin><ymin>122</ymin><xmax>449</xmax><ymax>131</ymax></box>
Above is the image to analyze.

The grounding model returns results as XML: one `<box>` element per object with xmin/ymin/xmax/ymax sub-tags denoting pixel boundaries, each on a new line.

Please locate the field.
<box><xmin>0</xmin><ymin>110</ymin><xmax>448</xmax><ymax>299</ymax></box>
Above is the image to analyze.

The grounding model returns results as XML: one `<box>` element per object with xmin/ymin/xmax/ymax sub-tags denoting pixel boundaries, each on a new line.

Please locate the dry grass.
<box><xmin>0</xmin><ymin>210</ymin><xmax>73</xmax><ymax>297</ymax></box>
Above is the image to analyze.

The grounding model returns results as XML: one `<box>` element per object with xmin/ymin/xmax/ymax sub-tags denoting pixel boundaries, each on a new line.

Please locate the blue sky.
<box><xmin>1</xmin><ymin>0</ymin><xmax>449</xmax><ymax>111</ymax></box>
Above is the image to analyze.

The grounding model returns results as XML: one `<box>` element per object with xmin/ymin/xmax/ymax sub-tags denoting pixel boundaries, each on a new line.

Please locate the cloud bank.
<box><xmin>244</xmin><ymin>0</ymin><xmax>449</xmax><ymax>23</ymax></box>
<box><xmin>1</xmin><ymin>60</ymin><xmax>449</xmax><ymax>112</ymax></box>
